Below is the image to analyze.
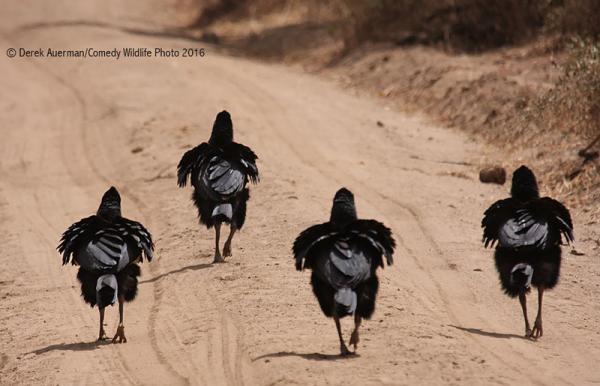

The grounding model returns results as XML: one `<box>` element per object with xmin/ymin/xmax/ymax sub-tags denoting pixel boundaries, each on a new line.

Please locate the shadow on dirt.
<box><xmin>450</xmin><ymin>325</ymin><xmax>524</xmax><ymax>339</ymax></box>
<box><xmin>16</xmin><ymin>20</ymin><xmax>202</xmax><ymax>43</ymax></box>
<box><xmin>140</xmin><ymin>262</ymin><xmax>212</xmax><ymax>284</ymax></box>
<box><xmin>28</xmin><ymin>340</ymin><xmax>111</xmax><ymax>355</ymax></box>
<box><xmin>220</xmin><ymin>21</ymin><xmax>342</xmax><ymax>61</ymax></box>
<box><xmin>253</xmin><ymin>351</ymin><xmax>360</xmax><ymax>362</ymax></box>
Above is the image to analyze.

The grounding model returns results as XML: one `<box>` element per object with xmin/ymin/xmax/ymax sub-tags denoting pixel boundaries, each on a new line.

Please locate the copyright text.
<box><xmin>6</xmin><ymin>47</ymin><xmax>206</xmax><ymax>60</ymax></box>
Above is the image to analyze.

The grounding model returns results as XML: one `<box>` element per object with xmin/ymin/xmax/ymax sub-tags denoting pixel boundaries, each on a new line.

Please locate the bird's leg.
<box><xmin>213</xmin><ymin>222</ymin><xmax>224</xmax><ymax>263</ymax></box>
<box><xmin>334</xmin><ymin>316</ymin><xmax>352</xmax><ymax>356</ymax></box>
<box><xmin>112</xmin><ymin>296</ymin><xmax>127</xmax><ymax>344</ymax></box>
<box><xmin>222</xmin><ymin>224</ymin><xmax>237</xmax><ymax>257</ymax></box>
<box><xmin>531</xmin><ymin>287</ymin><xmax>544</xmax><ymax>339</ymax></box>
<box><xmin>349</xmin><ymin>314</ymin><xmax>362</xmax><ymax>352</ymax></box>
<box><xmin>519</xmin><ymin>292</ymin><xmax>532</xmax><ymax>337</ymax></box>
<box><xmin>98</xmin><ymin>307</ymin><xmax>108</xmax><ymax>341</ymax></box>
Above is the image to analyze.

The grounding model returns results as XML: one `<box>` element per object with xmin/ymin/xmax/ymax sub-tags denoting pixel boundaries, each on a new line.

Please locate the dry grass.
<box><xmin>339</xmin><ymin>0</ymin><xmax>545</xmax><ymax>52</ymax></box>
<box><xmin>523</xmin><ymin>37</ymin><xmax>600</xmax><ymax>211</ymax></box>
<box><xmin>546</xmin><ymin>0</ymin><xmax>600</xmax><ymax>38</ymax></box>
<box><xmin>339</xmin><ymin>0</ymin><xmax>600</xmax><ymax>52</ymax></box>
<box><xmin>186</xmin><ymin>0</ymin><xmax>600</xmax><ymax>214</ymax></box>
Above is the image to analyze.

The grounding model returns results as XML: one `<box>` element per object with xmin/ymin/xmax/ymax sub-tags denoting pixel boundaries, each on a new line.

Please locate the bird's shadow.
<box><xmin>450</xmin><ymin>325</ymin><xmax>524</xmax><ymax>340</ymax></box>
<box><xmin>28</xmin><ymin>340</ymin><xmax>111</xmax><ymax>355</ymax></box>
<box><xmin>253</xmin><ymin>351</ymin><xmax>360</xmax><ymax>362</ymax></box>
<box><xmin>140</xmin><ymin>262</ymin><xmax>213</xmax><ymax>284</ymax></box>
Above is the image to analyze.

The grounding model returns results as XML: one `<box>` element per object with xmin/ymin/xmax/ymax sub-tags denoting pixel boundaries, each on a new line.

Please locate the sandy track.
<box><xmin>1</xmin><ymin>1</ymin><xmax>599</xmax><ymax>385</ymax></box>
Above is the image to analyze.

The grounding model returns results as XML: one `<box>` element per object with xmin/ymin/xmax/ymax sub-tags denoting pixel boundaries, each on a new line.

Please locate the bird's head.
<box><xmin>330</xmin><ymin>188</ymin><xmax>357</xmax><ymax>227</ymax></box>
<box><xmin>97</xmin><ymin>186</ymin><xmax>122</xmax><ymax>221</ymax></box>
<box><xmin>208</xmin><ymin>110</ymin><xmax>233</xmax><ymax>146</ymax></box>
<box><xmin>510</xmin><ymin>165</ymin><xmax>539</xmax><ymax>202</ymax></box>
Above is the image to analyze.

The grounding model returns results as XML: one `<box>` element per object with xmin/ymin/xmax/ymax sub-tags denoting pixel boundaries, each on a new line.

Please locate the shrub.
<box><xmin>341</xmin><ymin>0</ymin><xmax>545</xmax><ymax>52</ymax></box>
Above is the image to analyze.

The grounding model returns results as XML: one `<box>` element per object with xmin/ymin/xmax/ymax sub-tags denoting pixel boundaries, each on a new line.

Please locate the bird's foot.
<box><xmin>213</xmin><ymin>252</ymin><xmax>225</xmax><ymax>264</ymax></box>
<box><xmin>340</xmin><ymin>343</ymin><xmax>355</xmax><ymax>357</ymax></box>
<box><xmin>525</xmin><ymin>327</ymin><xmax>533</xmax><ymax>338</ymax></box>
<box><xmin>349</xmin><ymin>330</ymin><xmax>360</xmax><ymax>351</ymax></box>
<box><xmin>530</xmin><ymin>318</ymin><xmax>543</xmax><ymax>339</ymax></box>
<box><xmin>97</xmin><ymin>329</ymin><xmax>108</xmax><ymax>342</ymax></box>
<box><xmin>112</xmin><ymin>325</ymin><xmax>127</xmax><ymax>344</ymax></box>
<box><xmin>223</xmin><ymin>241</ymin><xmax>232</xmax><ymax>257</ymax></box>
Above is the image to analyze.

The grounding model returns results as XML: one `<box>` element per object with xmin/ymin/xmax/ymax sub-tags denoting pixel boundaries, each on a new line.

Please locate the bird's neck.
<box><xmin>97</xmin><ymin>206</ymin><xmax>121</xmax><ymax>222</ymax></box>
<box><xmin>330</xmin><ymin>203</ymin><xmax>357</xmax><ymax>228</ymax></box>
<box><xmin>209</xmin><ymin>127</ymin><xmax>233</xmax><ymax>147</ymax></box>
<box><xmin>511</xmin><ymin>188</ymin><xmax>539</xmax><ymax>202</ymax></box>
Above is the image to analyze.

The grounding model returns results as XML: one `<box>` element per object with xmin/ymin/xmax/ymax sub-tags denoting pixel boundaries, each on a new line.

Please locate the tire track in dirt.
<box><xmin>1</xmin><ymin>29</ymin><xmax>191</xmax><ymax>384</ymax></box>
<box><xmin>59</xmin><ymin>61</ymin><xmax>196</xmax><ymax>386</ymax></box>
<box><xmin>3</xmin><ymin>3</ymin><xmax>598</xmax><ymax>384</ymax></box>
<box><xmin>34</xmin><ymin>25</ymin><xmax>257</xmax><ymax>384</ymax></box>
<box><xmin>214</xmin><ymin>63</ymin><xmax>565</xmax><ymax>385</ymax></box>
<box><xmin>0</xmin><ymin>46</ymin><xmax>137</xmax><ymax>385</ymax></box>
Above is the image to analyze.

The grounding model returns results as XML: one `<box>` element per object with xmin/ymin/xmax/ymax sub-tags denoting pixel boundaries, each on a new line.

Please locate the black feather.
<box><xmin>76</xmin><ymin>264</ymin><xmax>141</xmax><ymax>307</ymax></box>
<box><xmin>177</xmin><ymin>111</ymin><xmax>259</xmax><ymax>230</ymax></box>
<box><xmin>292</xmin><ymin>222</ymin><xmax>337</xmax><ymax>270</ymax></box>
<box><xmin>177</xmin><ymin>143</ymin><xmax>209</xmax><ymax>187</ymax></box>
<box><xmin>482</xmin><ymin>197</ymin><xmax>574</xmax><ymax>250</ymax></box>
<box><xmin>482</xmin><ymin>166</ymin><xmax>573</xmax><ymax>299</ymax></box>
<box><xmin>293</xmin><ymin>220</ymin><xmax>395</xmax><ymax>271</ymax></box>
<box><xmin>293</xmin><ymin>189</ymin><xmax>395</xmax><ymax>320</ymax></box>
<box><xmin>58</xmin><ymin>215</ymin><xmax>154</xmax><ymax>266</ymax></box>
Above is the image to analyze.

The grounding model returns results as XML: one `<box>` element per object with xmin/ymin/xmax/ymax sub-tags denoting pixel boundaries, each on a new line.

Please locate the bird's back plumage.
<box><xmin>58</xmin><ymin>188</ymin><xmax>154</xmax><ymax>308</ymax></box>
<box><xmin>294</xmin><ymin>218</ymin><xmax>394</xmax><ymax>317</ymax></box>
<box><xmin>482</xmin><ymin>197</ymin><xmax>573</xmax><ymax>250</ymax></box>
<box><xmin>177</xmin><ymin>112</ymin><xmax>259</xmax><ymax>229</ymax></box>
<box><xmin>482</xmin><ymin>168</ymin><xmax>573</xmax><ymax>297</ymax></box>
<box><xmin>177</xmin><ymin>142</ymin><xmax>259</xmax><ymax>189</ymax></box>
<box><xmin>58</xmin><ymin>215</ymin><xmax>154</xmax><ymax>269</ymax></box>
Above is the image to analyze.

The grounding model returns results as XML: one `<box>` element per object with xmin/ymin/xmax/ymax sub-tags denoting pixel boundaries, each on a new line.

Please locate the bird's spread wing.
<box><xmin>194</xmin><ymin>142</ymin><xmax>258</xmax><ymax>201</ymax></box>
<box><xmin>227</xmin><ymin>142</ymin><xmax>259</xmax><ymax>184</ymax></box>
<box><xmin>483</xmin><ymin>197</ymin><xmax>573</xmax><ymax>250</ymax></box>
<box><xmin>110</xmin><ymin>217</ymin><xmax>155</xmax><ymax>261</ymax></box>
<box><xmin>177</xmin><ymin>143</ymin><xmax>210</xmax><ymax>187</ymax></box>
<box><xmin>347</xmin><ymin>219</ymin><xmax>395</xmax><ymax>267</ymax></box>
<box><xmin>58</xmin><ymin>216</ymin><xmax>154</xmax><ymax>268</ymax></box>
<box><xmin>531</xmin><ymin>197</ymin><xmax>574</xmax><ymax>245</ymax></box>
<box><xmin>58</xmin><ymin>216</ymin><xmax>100</xmax><ymax>265</ymax></box>
<box><xmin>320</xmin><ymin>238</ymin><xmax>372</xmax><ymax>289</ymax></box>
<box><xmin>204</xmin><ymin>156</ymin><xmax>245</xmax><ymax>197</ymax></box>
<box><xmin>78</xmin><ymin>231</ymin><xmax>128</xmax><ymax>273</ymax></box>
<box><xmin>482</xmin><ymin>198</ymin><xmax>518</xmax><ymax>248</ymax></box>
<box><xmin>498</xmin><ymin>209</ymin><xmax>550</xmax><ymax>249</ymax></box>
<box><xmin>292</xmin><ymin>222</ymin><xmax>338</xmax><ymax>270</ymax></box>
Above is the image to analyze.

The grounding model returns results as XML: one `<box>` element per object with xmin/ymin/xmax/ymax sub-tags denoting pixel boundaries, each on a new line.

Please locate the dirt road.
<box><xmin>1</xmin><ymin>1</ymin><xmax>599</xmax><ymax>385</ymax></box>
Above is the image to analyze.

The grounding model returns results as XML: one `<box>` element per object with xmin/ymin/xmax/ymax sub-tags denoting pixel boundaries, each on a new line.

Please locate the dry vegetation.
<box><xmin>340</xmin><ymin>0</ymin><xmax>545</xmax><ymax>52</ymax></box>
<box><xmin>189</xmin><ymin>0</ymin><xmax>600</xmax><ymax>214</ymax></box>
<box><xmin>525</xmin><ymin>36</ymin><xmax>600</xmax><ymax>212</ymax></box>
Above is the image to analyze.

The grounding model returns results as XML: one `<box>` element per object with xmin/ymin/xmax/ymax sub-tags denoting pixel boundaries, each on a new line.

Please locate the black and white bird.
<box><xmin>482</xmin><ymin>166</ymin><xmax>573</xmax><ymax>338</ymax></box>
<box><xmin>293</xmin><ymin>188</ymin><xmax>395</xmax><ymax>355</ymax></box>
<box><xmin>58</xmin><ymin>187</ymin><xmax>154</xmax><ymax>343</ymax></box>
<box><xmin>177</xmin><ymin>110</ymin><xmax>259</xmax><ymax>263</ymax></box>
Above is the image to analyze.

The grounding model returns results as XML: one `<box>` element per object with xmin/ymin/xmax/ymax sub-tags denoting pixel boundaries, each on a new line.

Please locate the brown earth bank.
<box><xmin>1</xmin><ymin>1</ymin><xmax>600</xmax><ymax>386</ymax></box>
<box><xmin>195</xmin><ymin>1</ymin><xmax>600</xmax><ymax>220</ymax></box>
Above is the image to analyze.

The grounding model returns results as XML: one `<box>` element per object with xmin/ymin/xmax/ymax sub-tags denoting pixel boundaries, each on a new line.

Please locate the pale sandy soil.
<box><xmin>1</xmin><ymin>1</ymin><xmax>599</xmax><ymax>385</ymax></box>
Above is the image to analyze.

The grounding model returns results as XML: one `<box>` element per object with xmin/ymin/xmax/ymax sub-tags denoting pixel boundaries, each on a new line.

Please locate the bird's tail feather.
<box><xmin>96</xmin><ymin>274</ymin><xmax>118</xmax><ymax>308</ymax></box>
<box><xmin>212</xmin><ymin>203</ymin><xmax>233</xmax><ymax>220</ymax></box>
<box><xmin>334</xmin><ymin>288</ymin><xmax>357</xmax><ymax>316</ymax></box>
<box><xmin>510</xmin><ymin>263</ymin><xmax>534</xmax><ymax>290</ymax></box>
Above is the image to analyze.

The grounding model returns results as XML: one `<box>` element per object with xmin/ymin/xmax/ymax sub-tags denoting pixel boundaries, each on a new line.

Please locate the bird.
<box><xmin>482</xmin><ymin>165</ymin><xmax>573</xmax><ymax>339</ymax></box>
<box><xmin>293</xmin><ymin>188</ymin><xmax>395</xmax><ymax>355</ymax></box>
<box><xmin>58</xmin><ymin>187</ymin><xmax>154</xmax><ymax>343</ymax></box>
<box><xmin>177</xmin><ymin>110</ymin><xmax>259</xmax><ymax>263</ymax></box>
